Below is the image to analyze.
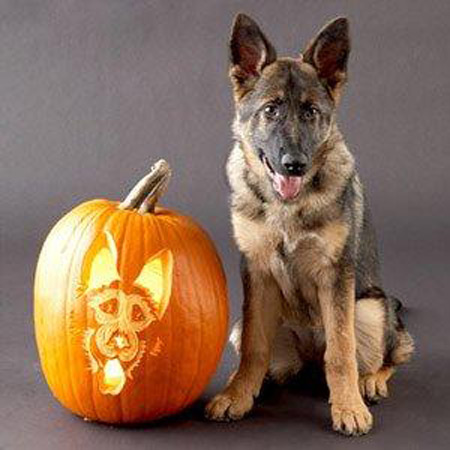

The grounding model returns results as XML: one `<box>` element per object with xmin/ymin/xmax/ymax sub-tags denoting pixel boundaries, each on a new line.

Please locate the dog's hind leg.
<box><xmin>359</xmin><ymin>366</ymin><xmax>395</xmax><ymax>402</ymax></box>
<box><xmin>355</xmin><ymin>296</ymin><xmax>414</xmax><ymax>403</ymax></box>
<box><xmin>230</xmin><ymin>320</ymin><xmax>303</xmax><ymax>384</ymax></box>
<box><xmin>268</xmin><ymin>324</ymin><xmax>304</xmax><ymax>384</ymax></box>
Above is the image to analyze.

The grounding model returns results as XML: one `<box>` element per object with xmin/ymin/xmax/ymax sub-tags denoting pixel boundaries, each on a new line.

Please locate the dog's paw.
<box><xmin>359</xmin><ymin>367</ymin><xmax>394</xmax><ymax>404</ymax></box>
<box><xmin>331</xmin><ymin>402</ymin><xmax>373</xmax><ymax>436</ymax></box>
<box><xmin>205</xmin><ymin>390</ymin><xmax>254</xmax><ymax>422</ymax></box>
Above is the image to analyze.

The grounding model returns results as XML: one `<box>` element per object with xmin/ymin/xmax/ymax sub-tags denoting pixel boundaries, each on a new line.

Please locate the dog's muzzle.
<box><xmin>259</xmin><ymin>150</ymin><xmax>303</xmax><ymax>201</ymax></box>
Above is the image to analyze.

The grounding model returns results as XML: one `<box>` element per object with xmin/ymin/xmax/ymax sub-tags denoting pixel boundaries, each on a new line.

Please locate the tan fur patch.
<box><xmin>317</xmin><ymin>219</ymin><xmax>349</xmax><ymax>261</ymax></box>
<box><xmin>232</xmin><ymin>213</ymin><xmax>277</xmax><ymax>271</ymax></box>
<box><xmin>355</xmin><ymin>298</ymin><xmax>385</xmax><ymax>375</ymax></box>
<box><xmin>289</xmin><ymin>219</ymin><xmax>349</xmax><ymax>290</ymax></box>
<box><xmin>360</xmin><ymin>366</ymin><xmax>394</xmax><ymax>400</ymax></box>
<box><xmin>318</xmin><ymin>278</ymin><xmax>360</xmax><ymax>398</ymax></box>
<box><xmin>391</xmin><ymin>330</ymin><xmax>415</xmax><ymax>365</ymax></box>
<box><xmin>260</xmin><ymin>89</ymin><xmax>285</xmax><ymax>104</ymax></box>
<box><xmin>317</xmin><ymin>275</ymin><xmax>373</xmax><ymax>433</ymax></box>
<box><xmin>353</xmin><ymin>174</ymin><xmax>364</xmax><ymax>240</ymax></box>
<box><xmin>297</xmin><ymin>135</ymin><xmax>355</xmax><ymax>216</ymax></box>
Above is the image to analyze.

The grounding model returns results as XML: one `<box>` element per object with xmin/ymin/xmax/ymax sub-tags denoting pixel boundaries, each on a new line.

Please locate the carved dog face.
<box><xmin>82</xmin><ymin>232</ymin><xmax>173</xmax><ymax>395</ymax></box>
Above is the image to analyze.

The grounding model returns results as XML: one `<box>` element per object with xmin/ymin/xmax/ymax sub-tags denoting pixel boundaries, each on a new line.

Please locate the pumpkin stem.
<box><xmin>118</xmin><ymin>159</ymin><xmax>172</xmax><ymax>214</ymax></box>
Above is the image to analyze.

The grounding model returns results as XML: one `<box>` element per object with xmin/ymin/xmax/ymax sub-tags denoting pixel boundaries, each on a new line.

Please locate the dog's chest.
<box><xmin>233</xmin><ymin>206</ymin><xmax>333</xmax><ymax>326</ymax></box>
<box><xmin>267</xmin><ymin>213</ymin><xmax>325</xmax><ymax>326</ymax></box>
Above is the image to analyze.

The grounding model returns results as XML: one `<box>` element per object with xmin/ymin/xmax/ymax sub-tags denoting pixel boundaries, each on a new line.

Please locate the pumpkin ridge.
<box><xmin>64</xmin><ymin>204</ymin><xmax>113</xmax><ymax>417</ymax></box>
<box><xmin>116</xmin><ymin>210</ymin><xmax>134</xmax><ymax>423</ymax></box>
<box><xmin>190</xmin><ymin>228</ymin><xmax>228</xmax><ymax>403</ymax></box>
<box><xmin>83</xmin><ymin>205</ymin><xmax>119</xmax><ymax>420</ymax></box>
<box><xmin>142</xmin><ymin>212</ymin><xmax>168</xmax><ymax>419</ymax></box>
<box><xmin>172</xmin><ymin>220</ymin><xmax>205</xmax><ymax>411</ymax></box>
<box><xmin>140</xmin><ymin>212</ymin><xmax>150</xmax><ymax>419</ymax></box>
<box><xmin>60</xmin><ymin>204</ymin><xmax>104</xmax><ymax>413</ymax></box>
<box><xmin>202</xmin><ymin>233</ymin><xmax>229</xmax><ymax>385</ymax></box>
<box><xmin>87</xmin><ymin>207</ymin><xmax>125</xmax><ymax>422</ymax></box>
<box><xmin>151</xmin><ymin>211</ymin><xmax>172</xmax><ymax>418</ymax></box>
<box><xmin>186</xmin><ymin>236</ymin><xmax>214</xmax><ymax>401</ymax></box>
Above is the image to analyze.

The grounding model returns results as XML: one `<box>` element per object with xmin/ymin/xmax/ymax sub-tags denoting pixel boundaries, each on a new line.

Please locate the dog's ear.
<box><xmin>303</xmin><ymin>17</ymin><xmax>350</xmax><ymax>102</ymax></box>
<box><xmin>229</xmin><ymin>13</ymin><xmax>277</xmax><ymax>99</ymax></box>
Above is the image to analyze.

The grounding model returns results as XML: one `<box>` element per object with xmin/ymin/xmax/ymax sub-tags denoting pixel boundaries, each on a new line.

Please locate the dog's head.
<box><xmin>229</xmin><ymin>14</ymin><xmax>350</xmax><ymax>201</ymax></box>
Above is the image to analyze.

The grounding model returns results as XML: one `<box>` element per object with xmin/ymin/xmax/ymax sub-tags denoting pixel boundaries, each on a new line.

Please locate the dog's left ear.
<box><xmin>303</xmin><ymin>17</ymin><xmax>350</xmax><ymax>101</ymax></box>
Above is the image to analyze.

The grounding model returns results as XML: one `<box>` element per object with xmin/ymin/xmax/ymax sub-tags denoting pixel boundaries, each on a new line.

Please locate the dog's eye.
<box><xmin>263</xmin><ymin>103</ymin><xmax>280</xmax><ymax>119</ymax></box>
<box><xmin>303</xmin><ymin>105</ymin><xmax>320</xmax><ymax>120</ymax></box>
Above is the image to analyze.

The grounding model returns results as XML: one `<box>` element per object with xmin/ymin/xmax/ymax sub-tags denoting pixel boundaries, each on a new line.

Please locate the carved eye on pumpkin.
<box><xmin>126</xmin><ymin>295</ymin><xmax>154</xmax><ymax>332</ymax></box>
<box><xmin>100</xmin><ymin>298</ymin><xmax>119</xmax><ymax>315</ymax></box>
<box><xmin>132</xmin><ymin>304</ymin><xmax>145</xmax><ymax>321</ymax></box>
<box><xmin>88</xmin><ymin>290</ymin><xmax>121</xmax><ymax>324</ymax></box>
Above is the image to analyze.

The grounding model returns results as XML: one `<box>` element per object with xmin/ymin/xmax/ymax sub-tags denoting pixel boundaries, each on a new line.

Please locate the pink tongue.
<box><xmin>273</xmin><ymin>173</ymin><xmax>302</xmax><ymax>200</ymax></box>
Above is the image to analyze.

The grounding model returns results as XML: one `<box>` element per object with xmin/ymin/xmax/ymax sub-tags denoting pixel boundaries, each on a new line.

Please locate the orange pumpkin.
<box><xmin>34</xmin><ymin>160</ymin><xmax>228</xmax><ymax>423</ymax></box>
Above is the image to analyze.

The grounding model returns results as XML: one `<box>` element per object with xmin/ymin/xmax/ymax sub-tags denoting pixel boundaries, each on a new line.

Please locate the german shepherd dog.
<box><xmin>205</xmin><ymin>14</ymin><xmax>414</xmax><ymax>436</ymax></box>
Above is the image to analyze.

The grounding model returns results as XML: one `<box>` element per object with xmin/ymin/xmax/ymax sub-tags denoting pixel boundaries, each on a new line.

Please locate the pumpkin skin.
<box><xmin>34</xmin><ymin>163</ymin><xmax>228</xmax><ymax>424</ymax></box>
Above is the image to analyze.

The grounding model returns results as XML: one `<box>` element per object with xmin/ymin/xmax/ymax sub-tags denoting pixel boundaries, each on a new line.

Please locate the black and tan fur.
<box><xmin>205</xmin><ymin>14</ymin><xmax>414</xmax><ymax>436</ymax></box>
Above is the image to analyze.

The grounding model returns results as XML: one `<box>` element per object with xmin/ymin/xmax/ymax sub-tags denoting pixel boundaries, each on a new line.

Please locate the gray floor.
<box><xmin>1</xmin><ymin>1</ymin><xmax>450</xmax><ymax>449</ymax></box>
<box><xmin>1</xmin><ymin>244</ymin><xmax>449</xmax><ymax>450</ymax></box>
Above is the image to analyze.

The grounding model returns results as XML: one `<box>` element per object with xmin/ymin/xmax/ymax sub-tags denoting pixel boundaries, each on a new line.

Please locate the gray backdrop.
<box><xmin>1</xmin><ymin>1</ymin><xmax>449</xmax><ymax>449</ymax></box>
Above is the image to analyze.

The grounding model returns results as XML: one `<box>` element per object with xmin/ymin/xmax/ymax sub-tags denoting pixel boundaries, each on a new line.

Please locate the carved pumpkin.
<box><xmin>34</xmin><ymin>160</ymin><xmax>228</xmax><ymax>423</ymax></box>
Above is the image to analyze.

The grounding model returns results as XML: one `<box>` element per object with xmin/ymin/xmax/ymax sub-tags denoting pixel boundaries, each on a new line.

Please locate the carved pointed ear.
<box><xmin>87</xmin><ymin>232</ymin><xmax>121</xmax><ymax>291</ymax></box>
<box><xmin>229</xmin><ymin>13</ymin><xmax>277</xmax><ymax>99</ymax></box>
<box><xmin>303</xmin><ymin>17</ymin><xmax>350</xmax><ymax>101</ymax></box>
<box><xmin>134</xmin><ymin>249</ymin><xmax>173</xmax><ymax>320</ymax></box>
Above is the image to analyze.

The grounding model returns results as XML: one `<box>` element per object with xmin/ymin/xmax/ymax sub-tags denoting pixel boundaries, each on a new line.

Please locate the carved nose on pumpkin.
<box><xmin>114</xmin><ymin>335</ymin><xmax>128</xmax><ymax>349</ymax></box>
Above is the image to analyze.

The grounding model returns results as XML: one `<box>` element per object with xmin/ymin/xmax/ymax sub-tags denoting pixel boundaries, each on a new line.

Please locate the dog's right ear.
<box><xmin>229</xmin><ymin>13</ymin><xmax>277</xmax><ymax>99</ymax></box>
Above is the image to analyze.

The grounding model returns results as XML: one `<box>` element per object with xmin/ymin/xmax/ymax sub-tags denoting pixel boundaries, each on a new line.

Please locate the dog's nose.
<box><xmin>281</xmin><ymin>154</ymin><xmax>307</xmax><ymax>176</ymax></box>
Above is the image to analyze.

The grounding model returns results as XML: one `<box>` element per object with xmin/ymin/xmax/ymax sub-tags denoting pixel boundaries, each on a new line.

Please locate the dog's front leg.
<box><xmin>205</xmin><ymin>260</ymin><xmax>282</xmax><ymax>421</ymax></box>
<box><xmin>318</xmin><ymin>273</ymin><xmax>373</xmax><ymax>436</ymax></box>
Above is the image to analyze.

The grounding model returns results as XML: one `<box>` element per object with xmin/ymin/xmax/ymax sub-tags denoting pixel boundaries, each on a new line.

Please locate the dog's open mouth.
<box><xmin>260</xmin><ymin>152</ymin><xmax>303</xmax><ymax>201</ymax></box>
